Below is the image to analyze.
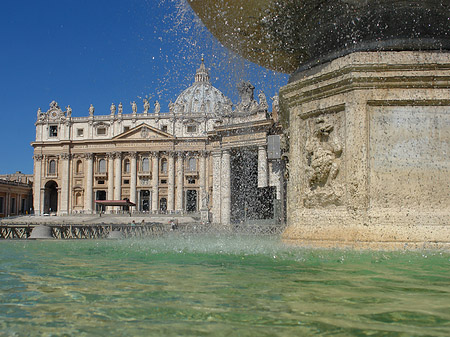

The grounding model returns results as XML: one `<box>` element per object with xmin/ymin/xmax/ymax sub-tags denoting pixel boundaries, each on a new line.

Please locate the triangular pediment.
<box><xmin>113</xmin><ymin>123</ymin><xmax>175</xmax><ymax>140</ymax></box>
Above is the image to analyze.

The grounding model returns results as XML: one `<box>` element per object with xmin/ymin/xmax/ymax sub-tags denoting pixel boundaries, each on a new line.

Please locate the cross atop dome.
<box><xmin>195</xmin><ymin>55</ymin><xmax>210</xmax><ymax>83</ymax></box>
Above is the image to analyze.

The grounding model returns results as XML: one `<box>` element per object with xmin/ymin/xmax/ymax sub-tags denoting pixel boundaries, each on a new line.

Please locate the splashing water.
<box><xmin>1</xmin><ymin>236</ymin><xmax>449</xmax><ymax>336</ymax></box>
<box><xmin>143</xmin><ymin>0</ymin><xmax>287</xmax><ymax>107</ymax></box>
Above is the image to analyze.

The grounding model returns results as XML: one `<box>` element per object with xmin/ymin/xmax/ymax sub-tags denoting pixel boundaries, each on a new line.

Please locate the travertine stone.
<box><xmin>175</xmin><ymin>152</ymin><xmax>184</xmax><ymax>212</ymax></box>
<box><xmin>130</xmin><ymin>152</ymin><xmax>137</xmax><ymax>205</ymax></box>
<box><xmin>257</xmin><ymin>145</ymin><xmax>268</xmax><ymax>188</ymax></box>
<box><xmin>85</xmin><ymin>153</ymin><xmax>93</xmax><ymax>213</ymax></box>
<box><xmin>151</xmin><ymin>152</ymin><xmax>159</xmax><ymax>212</ymax></box>
<box><xmin>168</xmin><ymin>152</ymin><xmax>175</xmax><ymax>211</ymax></box>
<box><xmin>280</xmin><ymin>51</ymin><xmax>450</xmax><ymax>249</ymax></box>
<box><xmin>212</xmin><ymin>151</ymin><xmax>222</xmax><ymax>223</ymax></box>
<box><xmin>221</xmin><ymin>150</ymin><xmax>231</xmax><ymax>225</ymax></box>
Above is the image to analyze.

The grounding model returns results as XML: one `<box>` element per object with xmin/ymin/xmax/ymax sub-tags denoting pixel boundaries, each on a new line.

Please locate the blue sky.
<box><xmin>0</xmin><ymin>0</ymin><xmax>288</xmax><ymax>174</ymax></box>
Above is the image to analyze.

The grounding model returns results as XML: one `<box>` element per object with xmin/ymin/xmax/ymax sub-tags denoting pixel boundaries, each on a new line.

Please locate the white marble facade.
<box><xmin>32</xmin><ymin>59</ymin><xmax>282</xmax><ymax>225</ymax></box>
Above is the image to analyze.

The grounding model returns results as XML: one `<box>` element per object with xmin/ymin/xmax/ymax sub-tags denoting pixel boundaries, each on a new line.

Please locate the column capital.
<box><xmin>176</xmin><ymin>151</ymin><xmax>185</xmax><ymax>158</ymax></box>
<box><xmin>199</xmin><ymin>150</ymin><xmax>209</xmax><ymax>158</ymax></box>
<box><xmin>150</xmin><ymin>151</ymin><xmax>159</xmax><ymax>157</ymax></box>
<box><xmin>107</xmin><ymin>152</ymin><xmax>115</xmax><ymax>159</ymax></box>
<box><xmin>33</xmin><ymin>154</ymin><xmax>43</xmax><ymax>161</ymax></box>
<box><xmin>212</xmin><ymin>151</ymin><xmax>222</xmax><ymax>158</ymax></box>
<box><xmin>113</xmin><ymin>152</ymin><xmax>122</xmax><ymax>159</ymax></box>
<box><xmin>129</xmin><ymin>151</ymin><xmax>138</xmax><ymax>159</ymax></box>
<box><xmin>85</xmin><ymin>152</ymin><xmax>94</xmax><ymax>160</ymax></box>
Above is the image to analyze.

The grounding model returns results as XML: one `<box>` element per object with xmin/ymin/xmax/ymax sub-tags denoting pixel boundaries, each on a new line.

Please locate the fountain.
<box><xmin>188</xmin><ymin>0</ymin><xmax>450</xmax><ymax>248</ymax></box>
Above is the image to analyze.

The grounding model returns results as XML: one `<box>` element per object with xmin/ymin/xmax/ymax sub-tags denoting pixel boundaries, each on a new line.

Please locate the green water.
<box><xmin>1</xmin><ymin>235</ymin><xmax>449</xmax><ymax>336</ymax></box>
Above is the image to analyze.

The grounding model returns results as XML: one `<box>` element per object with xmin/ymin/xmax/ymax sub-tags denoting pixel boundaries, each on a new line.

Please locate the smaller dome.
<box><xmin>174</xmin><ymin>58</ymin><xmax>231</xmax><ymax>115</ymax></box>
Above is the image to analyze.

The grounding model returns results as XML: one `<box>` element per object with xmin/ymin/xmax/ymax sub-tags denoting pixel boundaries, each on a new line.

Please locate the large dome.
<box><xmin>173</xmin><ymin>59</ymin><xmax>231</xmax><ymax>115</ymax></box>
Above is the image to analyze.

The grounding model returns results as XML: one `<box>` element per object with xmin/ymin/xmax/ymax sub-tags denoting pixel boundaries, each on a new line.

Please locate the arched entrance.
<box><xmin>44</xmin><ymin>180</ymin><xmax>58</xmax><ymax>214</ymax></box>
<box><xmin>159</xmin><ymin>197</ymin><xmax>167</xmax><ymax>213</ymax></box>
<box><xmin>95</xmin><ymin>190</ymin><xmax>106</xmax><ymax>212</ymax></box>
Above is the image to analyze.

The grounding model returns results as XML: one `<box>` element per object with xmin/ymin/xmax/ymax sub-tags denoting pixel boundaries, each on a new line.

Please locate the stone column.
<box><xmin>107</xmin><ymin>153</ymin><xmax>114</xmax><ymax>203</ymax></box>
<box><xmin>199</xmin><ymin>151</ymin><xmax>207</xmax><ymax>209</ymax></box>
<box><xmin>59</xmin><ymin>153</ymin><xmax>71</xmax><ymax>215</ymax></box>
<box><xmin>258</xmin><ymin>145</ymin><xmax>269</xmax><ymax>188</ymax></box>
<box><xmin>175</xmin><ymin>152</ymin><xmax>184</xmax><ymax>212</ymax></box>
<box><xmin>221</xmin><ymin>149</ymin><xmax>231</xmax><ymax>225</ymax></box>
<box><xmin>212</xmin><ymin>151</ymin><xmax>222</xmax><ymax>223</ymax></box>
<box><xmin>106</xmin><ymin>153</ymin><xmax>114</xmax><ymax>214</ymax></box>
<box><xmin>114</xmin><ymin>152</ymin><xmax>122</xmax><ymax>208</ymax></box>
<box><xmin>151</xmin><ymin>152</ymin><xmax>159</xmax><ymax>212</ymax></box>
<box><xmin>33</xmin><ymin>154</ymin><xmax>43</xmax><ymax>215</ymax></box>
<box><xmin>130</xmin><ymin>152</ymin><xmax>137</xmax><ymax>207</ymax></box>
<box><xmin>85</xmin><ymin>153</ymin><xmax>94</xmax><ymax>213</ymax></box>
<box><xmin>167</xmin><ymin>152</ymin><xmax>175</xmax><ymax>212</ymax></box>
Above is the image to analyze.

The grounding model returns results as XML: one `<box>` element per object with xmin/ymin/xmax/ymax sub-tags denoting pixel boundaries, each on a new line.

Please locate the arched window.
<box><xmin>160</xmin><ymin>158</ymin><xmax>168</xmax><ymax>174</ymax></box>
<box><xmin>188</xmin><ymin>157</ymin><xmax>196</xmax><ymax>172</ymax></box>
<box><xmin>99</xmin><ymin>159</ymin><xmax>106</xmax><ymax>173</ymax></box>
<box><xmin>76</xmin><ymin>160</ymin><xmax>83</xmax><ymax>174</ymax></box>
<box><xmin>142</xmin><ymin>158</ymin><xmax>150</xmax><ymax>172</ymax></box>
<box><xmin>75</xmin><ymin>192</ymin><xmax>82</xmax><ymax>206</ymax></box>
<box><xmin>124</xmin><ymin>159</ymin><xmax>130</xmax><ymax>173</ymax></box>
<box><xmin>49</xmin><ymin>160</ymin><xmax>56</xmax><ymax>175</ymax></box>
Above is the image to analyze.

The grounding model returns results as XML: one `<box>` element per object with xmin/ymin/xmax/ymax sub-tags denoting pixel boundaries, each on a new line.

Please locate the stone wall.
<box><xmin>280</xmin><ymin>51</ymin><xmax>450</xmax><ymax>249</ymax></box>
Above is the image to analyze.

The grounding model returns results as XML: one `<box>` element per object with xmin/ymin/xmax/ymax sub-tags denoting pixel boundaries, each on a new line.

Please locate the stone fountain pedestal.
<box><xmin>280</xmin><ymin>51</ymin><xmax>450</xmax><ymax>249</ymax></box>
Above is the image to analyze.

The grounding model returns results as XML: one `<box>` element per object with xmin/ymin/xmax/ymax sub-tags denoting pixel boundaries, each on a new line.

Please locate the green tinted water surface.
<box><xmin>1</xmin><ymin>235</ymin><xmax>449</xmax><ymax>336</ymax></box>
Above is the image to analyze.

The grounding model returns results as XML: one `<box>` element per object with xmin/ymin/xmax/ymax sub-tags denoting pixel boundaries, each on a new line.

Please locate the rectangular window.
<box><xmin>124</xmin><ymin>126</ymin><xmax>130</xmax><ymax>132</ymax></box>
<box><xmin>0</xmin><ymin>196</ymin><xmax>4</xmax><ymax>213</ymax></box>
<box><xmin>98</xmin><ymin>180</ymin><xmax>105</xmax><ymax>185</ymax></box>
<box><xmin>77</xmin><ymin>128</ymin><xmax>84</xmax><ymax>137</ymax></box>
<box><xmin>187</xmin><ymin>178</ymin><xmax>196</xmax><ymax>184</ymax></box>
<box><xmin>11</xmin><ymin>197</ymin><xmax>16</xmax><ymax>214</ymax></box>
<box><xmin>160</xmin><ymin>179</ymin><xmax>167</xmax><ymax>184</ymax></box>
<box><xmin>186</xmin><ymin>125</ymin><xmax>197</xmax><ymax>133</ymax></box>
<box><xmin>161</xmin><ymin>125</ymin><xmax>168</xmax><ymax>133</ymax></box>
<box><xmin>49</xmin><ymin>125</ymin><xmax>58</xmax><ymax>137</ymax></box>
<box><xmin>123</xmin><ymin>179</ymin><xmax>130</xmax><ymax>185</ymax></box>
<box><xmin>97</xmin><ymin>127</ymin><xmax>106</xmax><ymax>135</ymax></box>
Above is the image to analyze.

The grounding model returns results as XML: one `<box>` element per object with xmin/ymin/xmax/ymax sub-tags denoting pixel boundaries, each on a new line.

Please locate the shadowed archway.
<box><xmin>44</xmin><ymin>180</ymin><xmax>58</xmax><ymax>214</ymax></box>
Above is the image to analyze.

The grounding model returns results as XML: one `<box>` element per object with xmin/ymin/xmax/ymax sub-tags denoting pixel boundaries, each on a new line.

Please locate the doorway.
<box><xmin>186</xmin><ymin>190</ymin><xmax>197</xmax><ymax>212</ymax></box>
<box><xmin>160</xmin><ymin>197</ymin><xmax>167</xmax><ymax>212</ymax></box>
<box><xmin>44</xmin><ymin>180</ymin><xmax>58</xmax><ymax>214</ymax></box>
<box><xmin>95</xmin><ymin>190</ymin><xmax>106</xmax><ymax>212</ymax></box>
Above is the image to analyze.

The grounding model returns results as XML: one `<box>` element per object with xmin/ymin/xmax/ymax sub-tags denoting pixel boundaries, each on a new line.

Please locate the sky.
<box><xmin>0</xmin><ymin>0</ymin><xmax>288</xmax><ymax>175</ymax></box>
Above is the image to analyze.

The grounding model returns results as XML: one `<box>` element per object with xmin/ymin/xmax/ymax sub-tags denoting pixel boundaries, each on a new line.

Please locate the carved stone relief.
<box><xmin>303</xmin><ymin>115</ymin><xmax>344</xmax><ymax>207</ymax></box>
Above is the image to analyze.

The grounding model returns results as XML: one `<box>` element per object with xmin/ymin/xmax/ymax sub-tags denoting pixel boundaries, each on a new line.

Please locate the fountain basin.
<box><xmin>188</xmin><ymin>0</ymin><xmax>450</xmax><ymax>74</ymax></box>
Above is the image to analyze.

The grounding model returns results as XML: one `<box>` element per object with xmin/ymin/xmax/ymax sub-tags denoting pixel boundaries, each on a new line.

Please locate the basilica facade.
<box><xmin>32</xmin><ymin>60</ymin><xmax>283</xmax><ymax>225</ymax></box>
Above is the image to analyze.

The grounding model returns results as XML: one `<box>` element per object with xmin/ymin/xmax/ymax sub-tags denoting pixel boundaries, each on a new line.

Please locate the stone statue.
<box><xmin>304</xmin><ymin>117</ymin><xmax>343</xmax><ymax>207</ymax></box>
<box><xmin>258</xmin><ymin>91</ymin><xmax>268</xmax><ymax>110</ymax></box>
<box><xmin>272</xmin><ymin>94</ymin><xmax>279</xmax><ymax>112</ymax></box>
<box><xmin>37</xmin><ymin>107</ymin><xmax>42</xmax><ymax>118</ymax></box>
<box><xmin>236</xmin><ymin>81</ymin><xmax>257</xmax><ymax>112</ymax></box>
<box><xmin>110</xmin><ymin>103</ymin><xmax>116</xmax><ymax>115</ymax></box>
<box><xmin>154</xmin><ymin>101</ymin><xmax>161</xmax><ymax>114</ymax></box>
<box><xmin>143</xmin><ymin>99</ymin><xmax>150</xmax><ymax>114</ymax></box>
<box><xmin>89</xmin><ymin>104</ymin><xmax>95</xmax><ymax>116</ymax></box>
<box><xmin>49</xmin><ymin>101</ymin><xmax>59</xmax><ymax>110</ymax></box>
<box><xmin>118</xmin><ymin>102</ymin><xmax>123</xmax><ymax>115</ymax></box>
<box><xmin>169</xmin><ymin>101</ymin><xmax>175</xmax><ymax>113</ymax></box>
<box><xmin>201</xmin><ymin>192</ymin><xmax>209</xmax><ymax>208</ymax></box>
<box><xmin>66</xmin><ymin>105</ymin><xmax>72</xmax><ymax>117</ymax></box>
<box><xmin>131</xmin><ymin>101</ymin><xmax>137</xmax><ymax>114</ymax></box>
